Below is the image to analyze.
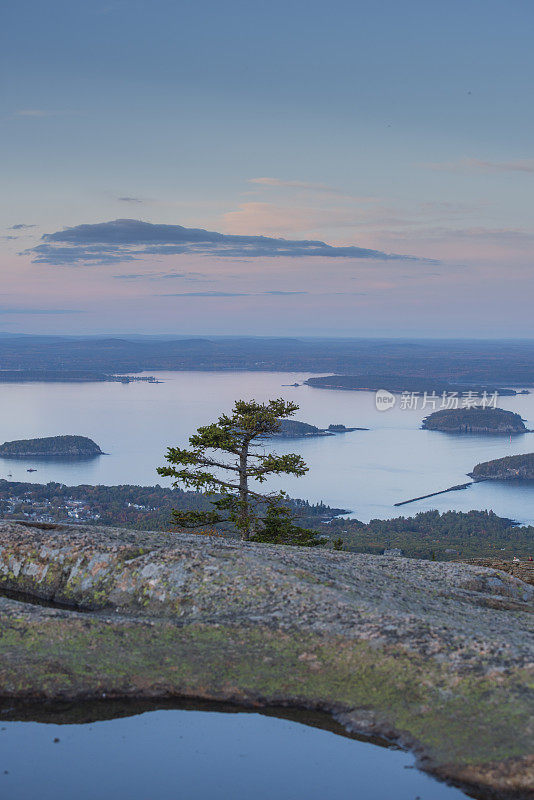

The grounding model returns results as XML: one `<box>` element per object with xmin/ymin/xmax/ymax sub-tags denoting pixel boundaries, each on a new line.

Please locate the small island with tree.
<box><xmin>422</xmin><ymin>407</ymin><xmax>529</xmax><ymax>435</ymax></box>
<box><xmin>269</xmin><ymin>420</ymin><xmax>366</xmax><ymax>438</ymax></box>
<box><xmin>470</xmin><ymin>452</ymin><xmax>534</xmax><ymax>481</ymax></box>
<box><xmin>0</xmin><ymin>435</ymin><xmax>104</xmax><ymax>458</ymax></box>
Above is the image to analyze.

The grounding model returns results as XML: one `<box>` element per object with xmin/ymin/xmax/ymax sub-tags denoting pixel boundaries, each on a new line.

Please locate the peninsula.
<box><xmin>422</xmin><ymin>407</ymin><xmax>528</xmax><ymax>434</ymax></box>
<box><xmin>0</xmin><ymin>435</ymin><xmax>104</xmax><ymax>458</ymax></box>
<box><xmin>0</xmin><ymin>371</ymin><xmax>160</xmax><ymax>384</ymax></box>
<box><xmin>305</xmin><ymin>375</ymin><xmax>519</xmax><ymax>395</ymax></box>
<box><xmin>470</xmin><ymin>452</ymin><xmax>534</xmax><ymax>481</ymax></box>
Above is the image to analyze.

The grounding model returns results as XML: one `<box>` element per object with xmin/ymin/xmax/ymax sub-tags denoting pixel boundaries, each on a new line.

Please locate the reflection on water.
<box><xmin>1</xmin><ymin>454</ymin><xmax>102</xmax><ymax>465</ymax></box>
<box><xmin>0</xmin><ymin>701</ymin><xmax>469</xmax><ymax>800</ymax></box>
<box><xmin>0</xmin><ymin>371</ymin><xmax>533</xmax><ymax>524</ymax></box>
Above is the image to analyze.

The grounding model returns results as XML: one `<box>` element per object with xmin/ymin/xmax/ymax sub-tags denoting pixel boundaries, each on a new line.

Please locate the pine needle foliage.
<box><xmin>249</xmin><ymin>504</ymin><xmax>326</xmax><ymax>547</ymax></box>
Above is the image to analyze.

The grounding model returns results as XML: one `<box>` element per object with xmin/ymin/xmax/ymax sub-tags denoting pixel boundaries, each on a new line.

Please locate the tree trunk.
<box><xmin>239</xmin><ymin>443</ymin><xmax>250</xmax><ymax>539</ymax></box>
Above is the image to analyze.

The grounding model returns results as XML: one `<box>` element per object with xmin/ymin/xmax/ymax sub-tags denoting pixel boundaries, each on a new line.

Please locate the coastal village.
<box><xmin>0</xmin><ymin>491</ymin><xmax>102</xmax><ymax>524</ymax></box>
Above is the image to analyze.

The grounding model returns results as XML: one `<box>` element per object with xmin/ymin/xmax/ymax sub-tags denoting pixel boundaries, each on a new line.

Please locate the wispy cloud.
<box><xmin>26</xmin><ymin>219</ymin><xmax>428</xmax><ymax>265</ymax></box>
<box><xmin>12</xmin><ymin>109</ymin><xmax>49</xmax><ymax>118</ymax></box>
<box><xmin>0</xmin><ymin>307</ymin><xmax>83</xmax><ymax>315</ymax></box>
<box><xmin>113</xmin><ymin>270</ymin><xmax>207</xmax><ymax>281</ymax></box>
<box><xmin>249</xmin><ymin>177</ymin><xmax>340</xmax><ymax>193</ymax></box>
<box><xmin>246</xmin><ymin>177</ymin><xmax>374</xmax><ymax>204</ymax></box>
<box><xmin>422</xmin><ymin>157</ymin><xmax>534</xmax><ymax>174</ymax></box>
<box><xmin>158</xmin><ymin>291</ymin><xmax>309</xmax><ymax>298</ymax></box>
<box><xmin>158</xmin><ymin>291</ymin><xmax>253</xmax><ymax>297</ymax></box>
<box><xmin>438</xmin><ymin>226</ymin><xmax>534</xmax><ymax>242</ymax></box>
<box><xmin>10</xmin><ymin>109</ymin><xmax>81</xmax><ymax>120</ymax></box>
<box><xmin>117</xmin><ymin>196</ymin><xmax>145</xmax><ymax>204</ymax></box>
<box><xmin>9</xmin><ymin>223</ymin><xmax>37</xmax><ymax>230</ymax></box>
<box><xmin>396</xmin><ymin>225</ymin><xmax>534</xmax><ymax>243</ymax></box>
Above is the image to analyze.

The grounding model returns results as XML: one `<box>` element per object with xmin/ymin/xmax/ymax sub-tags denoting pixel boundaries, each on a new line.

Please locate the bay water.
<box><xmin>0</xmin><ymin>371</ymin><xmax>533</xmax><ymax>524</ymax></box>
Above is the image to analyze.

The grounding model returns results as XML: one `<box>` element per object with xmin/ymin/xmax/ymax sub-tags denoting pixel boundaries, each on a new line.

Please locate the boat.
<box><xmin>27</xmin><ymin>468</ymin><xmax>37</xmax><ymax>473</ymax></box>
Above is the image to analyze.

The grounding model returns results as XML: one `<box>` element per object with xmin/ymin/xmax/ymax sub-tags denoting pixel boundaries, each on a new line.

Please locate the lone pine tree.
<box><xmin>158</xmin><ymin>398</ymin><xmax>322</xmax><ymax>543</ymax></box>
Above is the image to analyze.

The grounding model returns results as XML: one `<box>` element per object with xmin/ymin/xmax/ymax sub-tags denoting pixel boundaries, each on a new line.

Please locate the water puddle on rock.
<box><xmin>0</xmin><ymin>701</ymin><xmax>470</xmax><ymax>799</ymax></box>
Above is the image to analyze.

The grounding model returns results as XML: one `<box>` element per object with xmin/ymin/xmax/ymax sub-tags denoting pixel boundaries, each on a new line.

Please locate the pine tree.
<box><xmin>157</xmin><ymin>398</ymin><xmax>309</xmax><ymax>540</ymax></box>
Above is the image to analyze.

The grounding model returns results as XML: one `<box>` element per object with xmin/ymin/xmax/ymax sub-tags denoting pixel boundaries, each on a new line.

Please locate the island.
<box><xmin>270</xmin><ymin>420</ymin><xmax>366</xmax><ymax>438</ymax></box>
<box><xmin>0</xmin><ymin>435</ymin><xmax>104</xmax><ymax>458</ymax></box>
<box><xmin>470</xmin><ymin>452</ymin><xmax>534</xmax><ymax>481</ymax></box>
<box><xmin>422</xmin><ymin>407</ymin><xmax>528</xmax><ymax>434</ymax></box>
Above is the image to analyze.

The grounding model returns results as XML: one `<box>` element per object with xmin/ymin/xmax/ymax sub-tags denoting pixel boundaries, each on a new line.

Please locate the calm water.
<box><xmin>0</xmin><ymin>371</ymin><xmax>533</xmax><ymax>524</ymax></box>
<box><xmin>0</xmin><ymin>707</ymin><xmax>468</xmax><ymax>799</ymax></box>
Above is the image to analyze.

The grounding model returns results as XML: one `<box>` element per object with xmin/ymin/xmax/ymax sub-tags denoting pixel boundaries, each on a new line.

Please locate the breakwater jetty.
<box><xmin>394</xmin><ymin>481</ymin><xmax>473</xmax><ymax>507</ymax></box>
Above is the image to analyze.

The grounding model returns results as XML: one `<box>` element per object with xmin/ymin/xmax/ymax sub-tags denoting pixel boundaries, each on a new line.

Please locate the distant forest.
<box><xmin>329</xmin><ymin>510</ymin><xmax>534</xmax><ymax>560</ymax></box>
<box><xmin>1</xmin><ymin>335</ymin><xmax>534</xmax><ymax>385</ymax></box>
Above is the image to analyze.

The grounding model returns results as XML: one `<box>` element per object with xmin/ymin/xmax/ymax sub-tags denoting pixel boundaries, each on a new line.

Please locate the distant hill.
<box><xmin>1</xmin><ymin>336</ymin><xmax>534</xmax><ymax>385</ymax></box>
<box><xmin>422</xmin><ymin>407</ymin><xmax>528</xmax><ymax>434</ymax></box>
<box><xmin>471</xmin><ymin>452</ymin><xmax>534</xmax><ymax>480</ymax></box>
<box><xmin>0</xmin><ymin>435</ymin><xmax>103</xmax><ymax>458</ymax></box>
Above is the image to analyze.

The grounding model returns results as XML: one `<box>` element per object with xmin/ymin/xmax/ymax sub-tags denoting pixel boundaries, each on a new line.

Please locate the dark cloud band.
<box><xmin>26</xmin><ymin>219</ymin><xmax>431</xmax><ymax>265</ymax></box>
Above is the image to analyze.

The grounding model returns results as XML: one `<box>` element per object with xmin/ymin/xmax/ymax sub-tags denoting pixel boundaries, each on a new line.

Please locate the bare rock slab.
<box><xmin>0</xmin><ymin>520</ymin><xmax>532</xmax><ymax>799</ymax></box>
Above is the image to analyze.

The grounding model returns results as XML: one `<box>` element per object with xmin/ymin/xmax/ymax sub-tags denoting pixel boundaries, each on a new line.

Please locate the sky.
<box><xmin>2</xmin><ymin>0</ymin><xmax>534</xmax><ymax>337</ymax></box>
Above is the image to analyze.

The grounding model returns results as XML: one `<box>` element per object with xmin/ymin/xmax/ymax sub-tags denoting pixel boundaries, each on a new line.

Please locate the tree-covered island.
<box><xmin>422</xmin><ymin>407</ymin><xmax>529</xmax><ymax>434</ymax></box>
<box><xmin>0</xmin><ymin>435</ymin><xmax>103</xmax><ymax>458</ymax></box>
